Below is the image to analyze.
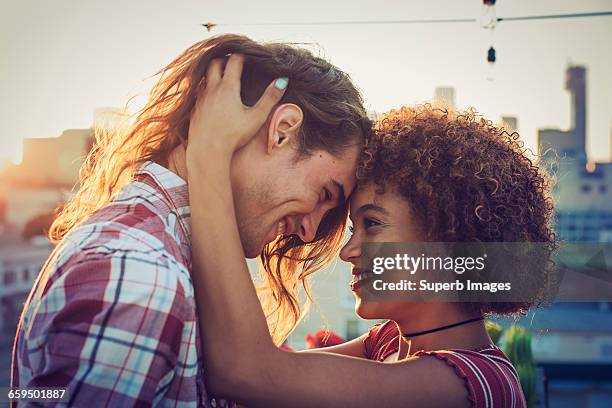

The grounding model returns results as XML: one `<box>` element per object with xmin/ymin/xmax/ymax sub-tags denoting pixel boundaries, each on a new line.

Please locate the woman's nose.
<box><xmin>340</xmin><ymin>233</ymin><xmax>361</xmax><ymax>263</ymax></box>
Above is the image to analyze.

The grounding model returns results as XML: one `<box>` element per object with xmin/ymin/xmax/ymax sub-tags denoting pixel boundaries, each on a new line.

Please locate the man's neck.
<box><xmin>167</xmin><ymin>144</ymin><xmax>244</xmax><ymax>190</ymax></box>
<box><xmin>167</xmin><ymin>145</ymin><xmax>189</xmax><ymax>182</ymax></box>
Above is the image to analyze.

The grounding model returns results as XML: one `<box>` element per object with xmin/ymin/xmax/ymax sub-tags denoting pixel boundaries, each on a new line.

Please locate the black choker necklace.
<box><xmin>402</xmin><ymin>316</ymin><xmax>484</xmax><ymax>338</ymax></box>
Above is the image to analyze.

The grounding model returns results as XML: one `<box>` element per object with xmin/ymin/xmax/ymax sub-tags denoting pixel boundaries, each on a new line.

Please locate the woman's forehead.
<box><xmin>349</xmin><ymin>185</ymin><xmax>395</xmax><ymax>214</ymax></box>
<box><xmin>349</xmin><ymin>184</ymin><xmax>379</xmax><ymax>208</ymax></box>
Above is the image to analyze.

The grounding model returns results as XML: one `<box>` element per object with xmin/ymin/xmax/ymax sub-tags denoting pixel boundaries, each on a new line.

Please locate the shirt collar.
<box><xmin>134</xmin><ymin>161</ymin><xmax>191</xmax><ymax>242</ymax></box>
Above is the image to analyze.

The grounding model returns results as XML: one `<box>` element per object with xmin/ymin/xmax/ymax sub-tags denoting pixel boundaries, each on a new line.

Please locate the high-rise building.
<box><xmin>538</xmin><ymin>65</ymin><xmax>612</xmax><ymax>242</ymax></box>
<box><xmin>434</xmin><ymin>86</ymin><xmax>456</xmax><ymax>108</ymax></box>
<box><xmin>539</xmin><ymin>66</ymin><xmax>588</xmax><ymax>166</ymax></box>
<box><xmin>500</xmin><ymin>116</ymin><xmax>518</xmax><ymax>133</ymax></box>
<box><xmin>528</xmin><ymin>64</ymin><xmax>612</xmax><ymax>407</ymax></box>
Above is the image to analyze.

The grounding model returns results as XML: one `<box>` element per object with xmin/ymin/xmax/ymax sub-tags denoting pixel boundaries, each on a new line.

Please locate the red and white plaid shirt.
<box><xmin>12</xmin><ymin>161</ymin><xmax>231</xmax><ymax>407</ymax></box>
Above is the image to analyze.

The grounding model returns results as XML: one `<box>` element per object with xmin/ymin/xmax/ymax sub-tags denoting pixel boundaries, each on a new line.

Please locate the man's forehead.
<box><xmin>307</xmin><ymin>147</ymin><xmax>359</xmax><ymax>198</ymax></box>
<box><xmin>330</xmin><ymin>179</ymin><xmax>347</xmax><ymax>204</ymax></box>
<box><xmin>326</xmin><ymin>150</ymin><xmax>360</xmax><ymax>185</ymax></box>
<box><xmin>329</xmin><ymin>169</ymin><xmax>357</xmax><ymax>200</ymax></box>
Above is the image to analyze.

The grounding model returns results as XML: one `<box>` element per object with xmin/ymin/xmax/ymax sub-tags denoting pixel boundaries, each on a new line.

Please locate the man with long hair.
<box><xmin>12</xmin><ymin>35</ymin><xmax>371</xmax><ymax>406</ymax></box>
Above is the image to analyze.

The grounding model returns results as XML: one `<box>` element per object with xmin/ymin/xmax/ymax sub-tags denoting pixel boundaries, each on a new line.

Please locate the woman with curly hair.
<box><xmin>185</xmin><ymin>58</ymin><xmax>556</xmax><ymax>407</ymax></box>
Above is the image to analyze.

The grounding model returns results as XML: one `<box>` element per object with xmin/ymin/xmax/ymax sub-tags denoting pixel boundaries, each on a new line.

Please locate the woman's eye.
<box><xmin>348</xmin><ymin>225</ymin><xmax>354</xmax><ymax>233</ymax></box>
<box><xmin>364</xmin><ymin>218</ymin><xmax>381</xmax><ymax>229</ymax></box>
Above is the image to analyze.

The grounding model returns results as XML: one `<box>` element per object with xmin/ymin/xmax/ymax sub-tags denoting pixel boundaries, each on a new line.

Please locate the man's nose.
<box><xmin>296</xmin><ymin>213</ymin><xmax>317</xmax><ymax>243</ymax></box>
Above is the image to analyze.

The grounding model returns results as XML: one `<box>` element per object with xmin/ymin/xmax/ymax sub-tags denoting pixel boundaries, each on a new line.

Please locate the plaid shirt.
<box><xmin>12</xmin><ymin>161</ymin><xmax>231</xmax><ymax>407</ymax></box>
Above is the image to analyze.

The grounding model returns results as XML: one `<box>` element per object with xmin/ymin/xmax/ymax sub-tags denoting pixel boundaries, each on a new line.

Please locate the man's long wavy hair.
<box><xmin>49</xmin><ymin>34</ymin><xmax>371</xmax><ymax>344</ymax></box>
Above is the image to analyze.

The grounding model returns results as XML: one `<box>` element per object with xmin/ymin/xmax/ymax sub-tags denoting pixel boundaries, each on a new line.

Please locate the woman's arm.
<box><xmin>300</xmin><ymin>333</ymin><xmax>368</xmax><ymax>358</ymax></box>
<box><xmin>187</xmin><ymin>55</ymin><xmax>468</xmax><ymax>408</ymax></box>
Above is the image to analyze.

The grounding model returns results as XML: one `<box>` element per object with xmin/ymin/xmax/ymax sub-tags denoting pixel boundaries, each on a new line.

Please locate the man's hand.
<box><xmin>186</xmin><ymin>53</ymin><xmax>288</xmax><ymax>162</ymax></box>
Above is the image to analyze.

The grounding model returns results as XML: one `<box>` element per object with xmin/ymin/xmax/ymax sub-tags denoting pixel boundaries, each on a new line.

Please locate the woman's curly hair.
<box><xmin>358</xmin><ymin>104</ymin><xmax>558</xmax><ymax>315</ymax></box>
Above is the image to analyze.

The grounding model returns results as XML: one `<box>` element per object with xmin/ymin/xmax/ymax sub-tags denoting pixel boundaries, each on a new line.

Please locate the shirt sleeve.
<box><xmin>413</xmin><ymin>349</ymin><xmax>527</xmax><ymax>408</ymax></box>
<box><xmin>363</xmin><ymin>320</ymin><xmax>400</xmax><ymax>361</ymax></box>
<box><xmin>20</xmin><ymin>249</ymin><xmax>191</xmax><ymax>406</ymax></box>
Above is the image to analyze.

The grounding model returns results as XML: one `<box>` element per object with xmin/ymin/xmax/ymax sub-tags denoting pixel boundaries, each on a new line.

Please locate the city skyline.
<box><xmin>1</xmin><ymin>0</ymin><xmax>611</xmax><ymax>167</ymax></box>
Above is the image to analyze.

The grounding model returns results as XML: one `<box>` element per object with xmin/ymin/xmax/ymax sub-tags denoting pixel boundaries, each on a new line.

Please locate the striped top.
<box><xmin>364</xmin><ymin>320</ymin><xmax>526</xmax><ymax>408</ymax></box>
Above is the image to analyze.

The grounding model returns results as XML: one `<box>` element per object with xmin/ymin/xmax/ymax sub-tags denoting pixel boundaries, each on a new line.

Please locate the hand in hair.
<box><xmin>186</xmin><ymin>53</ymin><xmax>288</xmax><ymax>161</ymax></box>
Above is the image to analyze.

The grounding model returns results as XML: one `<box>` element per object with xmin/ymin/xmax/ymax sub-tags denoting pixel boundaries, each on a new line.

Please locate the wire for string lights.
<box><xmin>201</xmin><ymin>11</ymin><xmax>612</xmax><ymax>31</ymax></box>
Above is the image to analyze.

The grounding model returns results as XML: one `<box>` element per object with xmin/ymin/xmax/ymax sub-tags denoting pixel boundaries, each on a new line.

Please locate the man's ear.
<box><xmin>267</xmin><ymin>103</ymin><xmax>304</xmax><ymax>154</ymax></box>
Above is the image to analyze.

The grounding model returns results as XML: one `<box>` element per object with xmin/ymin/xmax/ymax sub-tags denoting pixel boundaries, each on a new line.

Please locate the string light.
<box><xmin>201</xmin><ymin>10</ymin><xmax>612</xmax><ymax>31</ymax></box>
<box><xmin>200</xmin><ymin>8</ymin><xmax>612</xmax><ymax>66</ymax></box>
<box><xmin>482</xmin><ymin>0</ymin><xmax>497</xmax><ymax>79</ymax></box>
<box><xmin>487</xmin><ymin>46</ymin><xmax>496</xmax><ymax>64</ymax></box>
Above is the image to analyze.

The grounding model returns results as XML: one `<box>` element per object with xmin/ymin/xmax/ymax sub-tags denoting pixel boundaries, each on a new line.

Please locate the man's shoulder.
<box><xmin>64</xmin><ymin>182</ymin><xmax>189</xmax><ymax>264</ymax></box>
<box><xmin>24</xmin><ymin>226</ymin><xmax>196</xmax><ymax>346</ymax></box>
<box><xmin>39</xmin><ymin>229</ymin><xmax>192</xmax><ymax>304</ymax></box>
<box><xmin>17</xmin><ymin>231</ymin><xmax>200</xmax><ymax>406</ymax></box>
<box><xmin>41</xmin><ymin>195</ymin><xmax>194</xmax><ymax>307</ymax></box>
<box><xmin>53</xmin><ymin>220</ymin><xmax>192</xmax><ymax>294</ymax></box>
<box><xmin>24</xmin><ymin>174</ymin><xmax>194</xmax><ymax>330</ymax></box>
<box><xmin>66</xmin><ymin>213</ymin><xmax>173</xmax><ymax>258</ymax></box>
<box><xmin>82</xmin><ymin>190</ymin><xmax>171</xmax><ymax>243</ymax></box>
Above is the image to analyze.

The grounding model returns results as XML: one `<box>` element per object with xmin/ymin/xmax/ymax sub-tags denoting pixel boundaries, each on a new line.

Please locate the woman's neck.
<box><xmin>393</xmin><ymin>304</ymin><xmax>492</xmax><ymax>358</ymax></box>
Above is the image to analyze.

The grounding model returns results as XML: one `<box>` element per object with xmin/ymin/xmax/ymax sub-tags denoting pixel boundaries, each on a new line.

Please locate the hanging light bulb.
<box><xmin>487</xmin><ymin>46</ymin><xmax>496</xmax><ymax>64</ymax></box>
<box><xmin>479</xmin><ymin>0</ymin><xmax>498</xmax><ymax>30</ymax></box>
<box><xmin>486</xmin><ymin>45</ymin><xmax>496</xmax><ymax>81</ymax></box>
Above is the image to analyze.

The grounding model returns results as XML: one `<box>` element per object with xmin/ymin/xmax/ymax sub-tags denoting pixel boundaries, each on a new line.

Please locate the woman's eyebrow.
<box><xmin>356</xmin><ymin>203</ymin><xmax>389</xmax><ymax>216</ymax></box>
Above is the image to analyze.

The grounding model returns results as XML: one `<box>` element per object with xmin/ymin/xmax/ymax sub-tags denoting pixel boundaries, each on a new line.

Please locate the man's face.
<box><xmin>232</xmin><ymin>144</ymin><xmax>361</xmax><ymax>258</ymax></box>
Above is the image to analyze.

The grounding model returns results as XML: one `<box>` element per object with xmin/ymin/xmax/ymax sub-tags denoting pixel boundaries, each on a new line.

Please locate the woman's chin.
<box><xmin>355</xmin><ymin>299</ymin><xmax>383</xmax><ymax>320</ymax></box>
<box><xmin>355</xmin><ymin>298</ymin><xmax>405</xmax><ymax>322</ymax></box>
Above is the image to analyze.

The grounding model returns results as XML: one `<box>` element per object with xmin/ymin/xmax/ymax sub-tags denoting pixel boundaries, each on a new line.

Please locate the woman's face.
<box><xmin>340</xmin><ymin>183</ymin><xmax>423</xmax><ymax>320</ymax></box>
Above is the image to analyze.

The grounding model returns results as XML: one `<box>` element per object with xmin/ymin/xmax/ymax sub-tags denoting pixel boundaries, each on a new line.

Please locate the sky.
<box><xmin>1</xmin><ymin>0</ymin><xmax>611</xmax><ymax>166</ymax></box>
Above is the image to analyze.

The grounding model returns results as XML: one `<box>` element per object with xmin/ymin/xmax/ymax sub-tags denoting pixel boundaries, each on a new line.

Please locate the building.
<box><xmin>434</xmin><ymin>86</ymin><xmax>456</xmax><ymax>108</ymax></box>
<box><xmin>3</xmin><ymin>128</ymin><xmax>93</xmax><ymax>188</ymax></box>
<box><xmin>0</xmin><ymin>232</ymin><xmax>53</xmax><ymax>333</ymax></box>
<box><xmin>0</xmin><ymin>231</ymin><xmax>54</xmax><ymax>389</ymax></box>
<box><xmin>523</xmin><ymin>64</ymin><xmax>612</xmax><ymax>407</ymax></box>
<box><xmin>0</xmin><ymin>118</ymin><xmax>102</xmax><ymax>332</ymax></box>
<box><xmin>539</xmin><ymin>66</ymin><xmax>612</xmax><ymax>242</ymax></box>
<box><xmin>501</xmin><ymin>116</ymin><xmax>518</xmax><ymax>133</ymax></box>
<box><xmin>0</xmin><ymin>194</ymin><xmax>5</xmax><ymax>226</ymax></box>
<box><xmin>0</xmin><ymin>128</ymin><xmax>93</xmax><ymax>232</ymax></box>
<box><xmin>3</xmin><ymin>188</ymin><xmax>65</xmax><ymax>233</ymax></box>
<box><xmin>0</xmin><ymin>125</ymin><xmax>93</xmax><ymax>332</ymax></box>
